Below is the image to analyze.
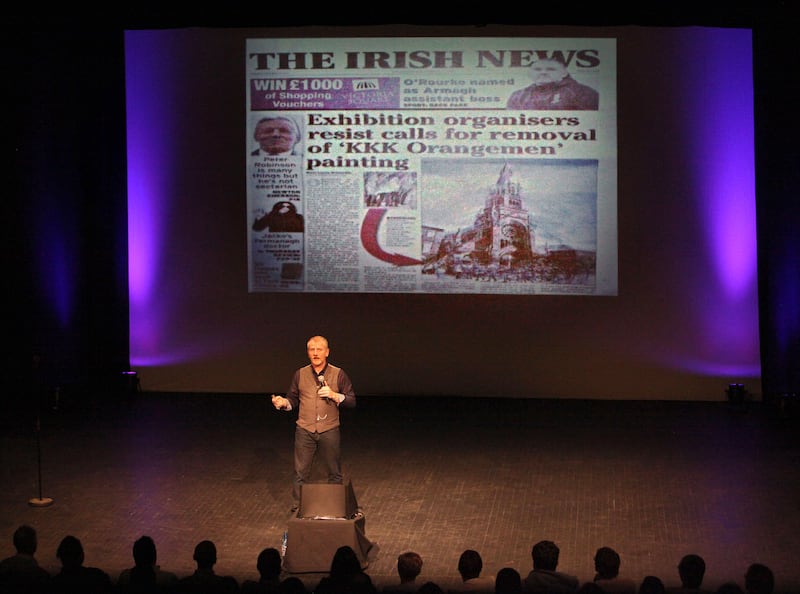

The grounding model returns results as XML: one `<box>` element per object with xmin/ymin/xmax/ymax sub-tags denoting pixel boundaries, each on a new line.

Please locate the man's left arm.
<box><xmin>336</xmin><ymin>370</ymin><xmax>356</xmax><ymax>409</ymax></box>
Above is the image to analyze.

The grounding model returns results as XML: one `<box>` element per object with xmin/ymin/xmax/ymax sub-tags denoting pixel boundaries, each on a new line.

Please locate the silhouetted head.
<box><xmin>257</xmin><ymin>547</ymin><xmax>282</xmax><ymax>580</ymax></box>
<box><xmin>56</xmin><ymin>535</ymin><xmax>85</xmax><ymax>569</ymax></box>
<box><xmin>329</xmin><ymin>545</ymin><xmax>361</xmax><ymax>579</ymax></box>
<box><xmin>457</xmin><ymin>549</ymin><xmax>483</xmax><ymax>581</ymax></box>
<box><xmin>278</xmin><ymin>575</ymin><xmax>308</xmax><ymax>594</ymax></box>
<box><xmin>193</xmin><ymin>540</ymin><xmax>217</xmax><ymax>569</ymax></box>
<box><xmin>495</xmin><ymin>567</ymin><xmax>522</xmax><ymax>594</ymax></box>
<box><xmin>745</xmin><ymin>563</ymin><xmax>774</xmax><ymax>594</ymax></box>
<box><xmin>532</xmin><ymin>540</ymin><xmax>560</xmax><ymax>571</ymax></box>
<box><xmin>397</xmin><ymin>551</ymin><xmax>423</xmax><ymax>582</ymax></box>
<box><xmin>677</xmin><ymin>554</ymin><xmax>706</xmax><ymax>588</ymax></box>
<box><xmin>13</xmin><ymin>525</ymin><xmax>38</xmax><ymax>555</ymax></box>
<box><xmin>280</xmin><ymin>576</ymin><xmax>309</xmax><ymax>594</ymax></box>
<box><xmin>132</xmin><ymin>536</ymin><xmax>157</xmax><ymax>567</ymax></box>
<box><xmin>639</xmin><ymin>575</ymin><xmax>665</xmax><ymax>594</ymax></box>
<box><xmin>594</xmin><ymin>547</ymin><xmax>621</xmax><ymax>579</ymax></box>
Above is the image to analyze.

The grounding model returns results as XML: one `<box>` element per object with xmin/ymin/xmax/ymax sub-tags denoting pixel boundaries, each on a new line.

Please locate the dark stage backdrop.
<box><xmin>118</xmin><ymin>25</ymin><xmax>761</xmax><ymax>399</ymax></box>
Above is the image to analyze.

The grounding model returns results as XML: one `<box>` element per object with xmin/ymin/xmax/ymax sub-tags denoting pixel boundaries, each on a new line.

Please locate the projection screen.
<box><xmin>246</xmin><ymin>37</ymin><xmax>617</xmax><ymax>296</ymax></box>
<box><xmin>125</xmin><ymin>26</ymin><xmax>758</xmax><ymax>397</ymax></box>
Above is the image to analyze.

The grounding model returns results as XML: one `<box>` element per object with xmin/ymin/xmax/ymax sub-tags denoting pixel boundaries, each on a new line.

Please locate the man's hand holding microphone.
<box><xmin>271</xmin><ymin>374</ymin><xmax>343</xmax><ymax>411</ymax></box>
<box><xmin>317</xmin><ymin>375</ymin><xmax>344</xmax><ymax>405</ymax></box>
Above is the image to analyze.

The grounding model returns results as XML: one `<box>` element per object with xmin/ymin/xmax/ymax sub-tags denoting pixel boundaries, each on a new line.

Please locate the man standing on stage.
<box><xmin>271</xmin><ymin>335</ymin><xmax>356</xmax><ymax>513</ymax></box>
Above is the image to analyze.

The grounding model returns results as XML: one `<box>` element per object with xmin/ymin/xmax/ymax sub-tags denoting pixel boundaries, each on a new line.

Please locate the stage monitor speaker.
<box><xmin>298</xmin><ymin>480</ymin><xmax>358</xmax><ymax>519</ymax></box>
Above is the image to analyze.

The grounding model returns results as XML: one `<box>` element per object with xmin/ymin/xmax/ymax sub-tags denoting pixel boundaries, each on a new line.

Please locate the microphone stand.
<box><xmin>28</xmin><ymin>359</ymin><xmax>53</xmax><ymax>507</ymax></box>
<box><xmin>29</xmin><ymin>412</ymin><xmax>54</xmax><ymax>507</ymax></box>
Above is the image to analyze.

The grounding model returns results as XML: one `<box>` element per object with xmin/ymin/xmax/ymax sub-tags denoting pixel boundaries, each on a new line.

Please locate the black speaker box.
<box><xmin>298</xmin><ymin>481</ymin><xmax>358</xmax><ymax>519</ymax></box>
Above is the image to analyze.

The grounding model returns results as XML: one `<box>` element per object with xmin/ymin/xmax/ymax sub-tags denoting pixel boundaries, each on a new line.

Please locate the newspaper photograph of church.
<box><xmin>421</xmin><ymin>162</ymin><xmax>597</xmax><ymax>286</ymax></box>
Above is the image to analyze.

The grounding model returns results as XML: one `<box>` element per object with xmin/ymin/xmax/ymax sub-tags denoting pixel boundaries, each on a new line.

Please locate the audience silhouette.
<box><xmin>314</xmin><ymin>545</ymin><xmax>376</xmax><ymax>594</ymax></box>
<box><xmin>524</xmin><ymin>540</ymin><xmax>579</xmax><ymax>594</ymax></box>
<box><xmin>117</xmin><ymin>535</ymin><xmax>178</xmax><ymax>593</ymax></box>
<box><xmin>0</xmin><ymin>525</ymin><xmax>50</xmax><ymax>594</ymax></box>
<box><xmin>241</xmin><ymin>547</ymin><xmax>283</xmax><ymax>594</ymax></box>
<box><xmin>51</xmin><ymin>534</ymin><xmax>113</xmax><ymax>593</ymax></box>
<box><xmin>0</xmin><ymin>525</ymin><xmax>787</xmax><ymax>594</ymax></box>
<box><xmin>383</xmin><ymin>551</ymin><xmax>423</xmax><ymax>592</ymax></box>
<box><xmin>744</xmin><ymin>564</ymin><xmax>774</xmax><ymax>594</ymax></box>
<box><xmin>640</xmin><ymin>576</ymin><xmax>666</xmax><ymax>594</ymax></box>
<box><xmin>494</xmin><ymin>567</ymin><xmax>522</xmax><ymax>594</ymax></box>
<box><xmin>177</xmin><ymin>540</ymin><xmax>238</xmax><ymax>593</ymax></box>
<box><xmin>666</xmin><ymin>554</ymin><xmax>711</xmax><ymax>594</ymax></box>
<box><xmin>592</xmin><ymin>547</ymin><xmax>637</xmax><ymax>594</ymax></box>
<box><xmin>450</xmin><ymin>549</ymin><xmax>494</xmax><ymax>593</ymax></box>
<box><xmin>279</xmin><ymin>576</ymin><xmax>308</xmax><ymax>594</ymax></box>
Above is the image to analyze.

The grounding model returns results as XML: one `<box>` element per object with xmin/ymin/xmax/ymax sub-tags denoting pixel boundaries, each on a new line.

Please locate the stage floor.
<box><xmin>1</xmin><ymin>392</ymin><xmax>799</xmax><ymax>593</ymax></box>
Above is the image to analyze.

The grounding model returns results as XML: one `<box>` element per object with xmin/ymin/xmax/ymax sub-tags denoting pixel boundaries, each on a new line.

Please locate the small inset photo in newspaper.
<box><xmin>252</xmin><ymin>199</ymin><xmax>305</xmax><ymax>233</ymax></box>
<box><xmin>364</xmin><ymin>172</ymin><xmax>417</xmax><ymax>209</ymax></box>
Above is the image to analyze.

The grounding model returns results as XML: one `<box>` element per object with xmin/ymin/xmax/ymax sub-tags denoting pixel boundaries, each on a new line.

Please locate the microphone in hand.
<box><xmin>317</xmin><ymin>375</ymin><xmax>334</xmax><ymax>401</ymax></box>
